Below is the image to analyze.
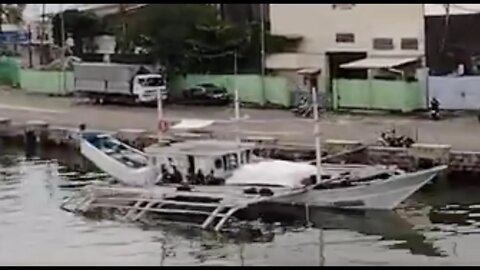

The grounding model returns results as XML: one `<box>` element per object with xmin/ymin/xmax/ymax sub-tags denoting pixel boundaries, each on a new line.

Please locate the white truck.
<box><xmin>73</xmin><ymin>62</ymin><xmax>168</xmax><ymax>105</ymax></box>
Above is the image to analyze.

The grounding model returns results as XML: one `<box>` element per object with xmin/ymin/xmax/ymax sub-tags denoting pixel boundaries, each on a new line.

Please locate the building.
<box><xmin>424</xmin><ymin>5</ymin><xmax>480</xmax><ymax>111</ymax></box>
<box><xmin>267</xmin><ymin>4</ymin><xmax>426</xmax><ymax>98</ymax></box>
<box><xmin>216</xmin><ymin>4</ymin><xmax>269</xmax><ymax>25</ymax></box>
<box><xmin>425</xmin><ymin>5</ymin><xmax>480</xmax><ymax>76</ymax></box>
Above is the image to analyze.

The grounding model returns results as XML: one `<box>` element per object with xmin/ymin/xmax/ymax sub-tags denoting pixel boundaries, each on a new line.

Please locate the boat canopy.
<box><xmin>144</xmin><ymin>140</ymin><xmax>256</xmax><ymax>157</ymax></box>
<box><xmin>226</xmin><ymin>160</ymin><xmax>317</xmax><ymax>189</ymax></box>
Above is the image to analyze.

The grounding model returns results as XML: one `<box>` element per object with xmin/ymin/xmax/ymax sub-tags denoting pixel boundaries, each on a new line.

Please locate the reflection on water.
<box><xmin>1</xmin><ymin>145</ymin><xmax>480</xmax><ymax>265</ymax></box>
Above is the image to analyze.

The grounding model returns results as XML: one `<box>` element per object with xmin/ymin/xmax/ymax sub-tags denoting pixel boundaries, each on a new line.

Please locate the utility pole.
<box><xmin>440</xmin><ymin>4</ymin><xmax>450</xmax><ymax>53</ymax></box>
<box><xmin>0</xmin><ymin>4</ymin><xmax>3</xmax><ymax>34</ymax></box>
<box><xmin>259</xmin><ymin>4</ymin><xmax>266</xmax><ymax>106</ymax></box>
<box><xmin>0</xmin><ymin>5</ymin><xmax>3</xmax><ymax>49</ymax></box>
<box><xmin>40</xmin><ymin>3</ymin><xmax>46</xmax><ymax>65</ymax></box>
<box><xmin>233</xmin><ymin>50</ymin><xmax>241</xmax><ymax>146</ymax></box>
<box><xmin>119</xmin><ymin>4</ymin><xmax>127</xmax><ymax>53</ymax></box>
<box><xmin>28</xmin><ymin>24</ymin><xmax>32</xmax><ymax>68</ymax></box>
<box><xmin>60</xmin><ymin>4</ymin><xmax>67</xmax><ymax>95</ymax></box>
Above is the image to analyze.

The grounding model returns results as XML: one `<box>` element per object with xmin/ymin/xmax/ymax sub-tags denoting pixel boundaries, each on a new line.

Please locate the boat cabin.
<box><xmin>144</xmin><ymin>140</ymin><xmax>256</xmax><ymax>184</ymax></box>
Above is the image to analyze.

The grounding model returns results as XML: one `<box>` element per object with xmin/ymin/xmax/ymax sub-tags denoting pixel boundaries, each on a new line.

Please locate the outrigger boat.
<box><xmin>62</xmin><ymin>69</ymin><xmax>447</xmax><ymax>231</ymax></box>
<box><xmin>68</xmin><ymin>132</ymin><xmax>446</xmax><ymax>212</ymax></box>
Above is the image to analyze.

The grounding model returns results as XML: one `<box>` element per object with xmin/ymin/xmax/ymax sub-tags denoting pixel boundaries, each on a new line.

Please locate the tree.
<box><xmin>127</xmin><ymin>5</ymin><xmax>218</xmax><ymax>75</ymax></box>
<box><xmin>127</xmin><ymin>4</ymin><xmax>254</xmax><ymax>77</ymax></box>
<box><xmin>0</xmin><ymin>4</ymin><xmax>26</xmax><ymax>25</ymax></box>
<box><xmin>186</xmin><ymin>20</ymin><xmax>251</xmax><ymax>73</ymax></box>
<box><xmin>51</xmin><ymin>9</ymin><xmax>104</xmax><ymax>56</ymax></box>
<box><xmin>0</xmin><ymin>4</ymin><xmax>26</xmax><ymax>35</ymax></box>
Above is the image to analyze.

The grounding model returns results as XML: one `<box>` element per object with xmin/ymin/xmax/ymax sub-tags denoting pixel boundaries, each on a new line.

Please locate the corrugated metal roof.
<box><xmin>340</xmin><ymin>57</ymin><xmax>419</xmax><ymax>69</ymax></box>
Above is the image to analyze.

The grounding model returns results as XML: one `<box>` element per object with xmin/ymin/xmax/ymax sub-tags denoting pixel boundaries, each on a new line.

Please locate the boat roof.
<box><xmin>226</xmin><ymin>160</ymin><xmax>317</xmax><ymax>188</ymax></box>
<box><xmin>144</xmin><ymin>140</ymin><xmax>256</xmax><ymax>156</ymax></box>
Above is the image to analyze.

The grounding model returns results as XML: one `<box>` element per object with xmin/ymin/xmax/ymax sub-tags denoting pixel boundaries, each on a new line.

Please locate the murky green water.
<box><xmin>1</xmin><ymin>145</ymin><xmax>480</xmax><ymax>266</ymax></box>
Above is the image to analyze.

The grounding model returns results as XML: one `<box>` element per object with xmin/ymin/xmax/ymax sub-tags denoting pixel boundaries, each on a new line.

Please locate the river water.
<box><xmin>1</xmin><ymin>145</ymin><xmax>480</xmax><ymax>266</ymax></box>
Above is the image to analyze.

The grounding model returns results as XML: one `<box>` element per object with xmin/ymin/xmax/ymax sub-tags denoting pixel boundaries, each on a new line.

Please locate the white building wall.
<box><xmin>267</xmin><ymin>4</ymin><xmax>425</xmax><ymax>93</ymax></box>
<box><xmin>270</xmin><ymin>4</ymin><xmax>425</xmax><ymax>57</ymax></box>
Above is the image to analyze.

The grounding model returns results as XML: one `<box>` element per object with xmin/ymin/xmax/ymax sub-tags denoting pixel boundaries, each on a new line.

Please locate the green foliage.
<box><xmin>127</xmin><ymin>4</ymin><xmax>217</xmax><ymax>75</ymax></box>
<box><xmin>0</xmin><ymin>4</ymin><xmax>26</xmax><ymax>25</ymax></box>
<box><xmin>127</xmin><ymin>4</ymin><xmax>254</xmax><ymax>77</ymax></box>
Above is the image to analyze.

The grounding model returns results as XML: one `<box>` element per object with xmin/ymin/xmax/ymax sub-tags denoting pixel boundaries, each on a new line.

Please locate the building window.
<box><xmin>332</xmin><ymin>4</ymin><xmax>355</xmax><ymax>10</ymax></box>
<box><xmin>336</xmin><ymin>33</ymin><xmax>355</xmax><ymax>43</ymax></box>
<box><xmin>401</xmin><ymin>38</ymin><xmax>419</xmax><ymax>50</ymax></box>
<box><xmin>373</xmin><ymin>38</ymin><xmax>394</xmax><ymax>50</ymax></box>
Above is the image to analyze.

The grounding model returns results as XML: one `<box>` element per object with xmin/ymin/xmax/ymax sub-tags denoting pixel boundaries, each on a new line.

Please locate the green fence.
<box><xmin>332</xmin><ymin>79</ymin><xmax>425</xmax><ymax>112</ymax></box>
<box><xmin>171</xmin><ymin>74</ymin><xmax>292</xmax><ymax>107</ymax></box>
<box><xmin>20</xmin><ymin>69</ymin><xmax>74</xmax><ymax>96</ymax></box>
<box><xmin>0</xmin><ymin>57</ymin><xmax>20</xmax><ymax>86</ymax></box>
<box><xmin>17</xmin><ymin>70</ymin><xmax>293</xmax><ymax>106</ymax></box>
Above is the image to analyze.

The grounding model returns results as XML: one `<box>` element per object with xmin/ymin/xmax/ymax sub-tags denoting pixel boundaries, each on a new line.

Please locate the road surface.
<box><xmin>1</xmin><ymin>89</ymin><xmax>480</xmax><ymax>151</ymax></box>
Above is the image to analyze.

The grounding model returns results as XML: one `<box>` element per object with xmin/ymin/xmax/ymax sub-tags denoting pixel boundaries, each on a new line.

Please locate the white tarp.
<box><xmin>226</xmin><ymin>160</ymin><xmax>316</xmax><ymax>188</ymax></box>
<box><xmin>170</xmin><ymin>119</ymin><xmax>215</xmax><ymax>130</ymax></box>
<box><xmin>340</xmin><ymin>57</ymin><xmax>419</xmax><ymax>69</ymax></box>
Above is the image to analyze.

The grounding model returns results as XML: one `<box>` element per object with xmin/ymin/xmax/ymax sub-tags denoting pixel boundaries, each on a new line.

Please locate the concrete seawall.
<box><xmin>0</xmin><ymin>118</ymin><xmax>479</xmax><ymax>175</ymax></box>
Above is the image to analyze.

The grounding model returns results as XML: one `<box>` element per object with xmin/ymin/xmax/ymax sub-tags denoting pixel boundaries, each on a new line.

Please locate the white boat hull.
<box><xmin>78</xmin><ymin>133</ymin><xmax>447</xmax><ymax>211</ymax></box>
<box><xmin>272</xmin><ymin>165</ymin><xmax>447</xmax><ymax>210</ymax></box>
<box><xmin>80</xmin><ymin>138</ymin><xmax>156</xmax><ymax>187</ymax></box>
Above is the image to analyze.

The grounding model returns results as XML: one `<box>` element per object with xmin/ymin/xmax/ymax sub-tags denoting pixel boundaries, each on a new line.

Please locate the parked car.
<box><xmin>182</xmin><ymin>83</ymin><xmax>232</xmax><ymax>106</ymax></box>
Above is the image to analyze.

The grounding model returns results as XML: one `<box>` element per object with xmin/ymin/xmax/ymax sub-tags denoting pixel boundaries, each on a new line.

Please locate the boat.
<box><xmin>76</xmin><ymin>131</ymin><xmax>446</xmax><ymax>211</ymax></box>
<box><xmin>80</xmin><ymin>131</ymin><xmax>156</xmax><ymax>186</ymax></box>
<box><xmin>235</xmin><ymin>160</ymin><xmax>446</xmax><ymax>210</ymax></box>
<box><xmin>66</xmin><ymin>68</ymin><xmax>447</xmax><ymax>226</ymax></box>
<box><xmin>60</xmin><ymin>171</ymin><xmax>313</xmax><ymax>232</ymax></box>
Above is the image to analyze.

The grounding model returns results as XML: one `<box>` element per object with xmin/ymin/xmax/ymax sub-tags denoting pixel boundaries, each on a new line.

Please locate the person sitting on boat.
<box><xmin>196</xmin><ymin>169</ymin><xmax>205</xmax><ymax>185</ymax></box>
<box><xmin>171</xmin><ymin>165</ymin><xmax>183</xmax><ymax>184</ymax></box>
<box><xmin>158</xmin><ymin>164</ymin><xmax>170</xmax><ymax>184</ymax></box>
<box><xmin>206</xmin><ymin>170</ymin><xmax>224</xmax><ymax>185</ymax></box>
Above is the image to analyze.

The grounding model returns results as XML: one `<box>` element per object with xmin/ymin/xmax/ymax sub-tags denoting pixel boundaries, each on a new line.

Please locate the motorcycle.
<box><xmin>377</xmin><ymin>129</ymin><xmax>415</xmax><ymax>148</ymax></box>
<box><xmin>430</xmin><ymin>98</ymin><xmax>440</xmax><ymax>121</ymax></box>
<box><xmin>291</xmin><ymin>97</ymin><xmax>322</xmax><ymax>118</ymax></box>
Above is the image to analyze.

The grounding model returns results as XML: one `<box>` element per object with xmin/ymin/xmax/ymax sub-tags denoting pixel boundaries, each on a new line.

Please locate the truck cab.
<box><xmin>133</xmin><ymin>74</ymin><xmax>168</xmax><ymax>103</ymax></box>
